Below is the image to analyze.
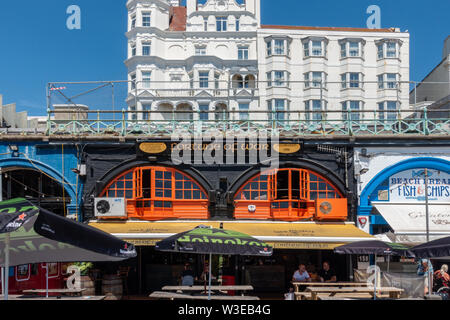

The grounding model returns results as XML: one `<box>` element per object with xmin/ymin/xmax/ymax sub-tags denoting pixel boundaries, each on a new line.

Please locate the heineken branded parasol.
<box><xmin>155</xmin><ymin>225</ymin><xmax>273</xmax><ymax>300</ymax></box>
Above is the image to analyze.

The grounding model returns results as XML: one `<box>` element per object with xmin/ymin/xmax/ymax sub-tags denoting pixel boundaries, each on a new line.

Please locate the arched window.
<box><xmin>234</xmin><ymin>168</ymin><xmax>347</xmax><ymax>221</ymax></box>
<box><xmin>101</xmin><ymin>166</ymin><xmax>208</xmax><ymax>220</ymax></box>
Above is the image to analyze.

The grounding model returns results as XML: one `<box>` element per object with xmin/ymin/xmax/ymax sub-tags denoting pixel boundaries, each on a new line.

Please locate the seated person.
<box><xmin>292</xmin><ymin>264</ymin><xmax>311</xmax><ymax>282</ymax></box>
<box><xmin>318</xmin><ymin>261</ymin><xmax>337</xmax><ymax>283</ymax></box>
<box><xmin>181</xmin><ymin>263</ymin><xmax>196</xmax><ymax>286</ymax></box>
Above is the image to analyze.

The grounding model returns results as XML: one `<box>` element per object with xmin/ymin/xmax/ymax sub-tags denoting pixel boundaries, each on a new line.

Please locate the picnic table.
<box><xmin>292</xmin><ymin>282</ymin><xmax>370</xmax><ymax>300</ymax></box>
<box><xmin>305</xmin><ymin>286</ymin><xmax>404</xmax><ymax>300</ymax></box>
<box><xmin>150</xmin><ymin>291</ymin><xmax>260</xmax><ymax>301</ymax></box>
<box><xmin>22</xmin><ymin>288</ymin><xmax>87</xmax><ymax>297</ymax></box>
<box><xmin>1</xmin><ymin>294</ymin><xmax>105</xmax><ymax>301</ymax></box>
<box><xmin>292</xmin><ymin>282</ymin><xmax>369</xmax><ymax>292</ymax></box>
<box><xmin>162</xmin><ymin>285</ymin><xmax>253</xmax><ymax>294</ymax></box>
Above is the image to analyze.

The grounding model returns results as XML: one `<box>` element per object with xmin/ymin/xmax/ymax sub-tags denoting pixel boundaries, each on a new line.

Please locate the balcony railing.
<box><xmin>46</xmin><ymin>109</ymin><xmax>450</xmax><ymax>137</ymax></box>
<box><xmin>42</xmin><ymin>79</ymin><xmax>450</xmax><ymax>137</ymax></box>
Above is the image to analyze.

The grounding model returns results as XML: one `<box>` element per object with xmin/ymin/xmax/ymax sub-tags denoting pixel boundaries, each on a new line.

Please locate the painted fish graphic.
<box><xmin>412</xmin><ymin>170</ymin><xmax>433</xmax><ymax>178</ymax></box>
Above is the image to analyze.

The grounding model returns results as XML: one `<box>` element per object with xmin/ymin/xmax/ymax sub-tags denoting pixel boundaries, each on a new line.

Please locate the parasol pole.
<box><xmin>208</xmin><ymin>253</ymin><xmax>212</xmax><ymax>300</ymax></box>
<box><xmin>45</xmin><ymin>263</ymin><xmax>49</xmax><ymax>298</ymax></box>
<box><xmin>373</xmin><ymin>254</ymin><xmax>377</xmax><ymax>300</ymax></box>
<box><xmin>4</xmin><ymin>233</ymin><xmax>10</xmax><ymax>300</ymax></box>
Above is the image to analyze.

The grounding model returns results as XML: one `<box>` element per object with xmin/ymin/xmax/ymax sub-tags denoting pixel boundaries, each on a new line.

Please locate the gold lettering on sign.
<box><xmin>140</xmin><ymin>143</ymin><xmax>167</xmax><ymax>154</ymax></box>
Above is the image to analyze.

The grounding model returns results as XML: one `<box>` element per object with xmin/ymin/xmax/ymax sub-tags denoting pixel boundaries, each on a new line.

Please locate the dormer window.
<box><xmin>303</xmin><ymin>38</ymin><xmax>327</xmax><ymax>58</ymax></box>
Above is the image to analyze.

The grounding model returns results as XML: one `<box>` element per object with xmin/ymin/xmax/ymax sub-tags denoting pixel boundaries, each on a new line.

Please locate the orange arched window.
<box><xmin>234</xmin><ymin>168</ymin><xmax>347</xmax><ymax>221</ymax></box>
<box><xmin>101</xmin><ymin>166</ymin><xmax>208</xmax><ymax>221</ymax></box>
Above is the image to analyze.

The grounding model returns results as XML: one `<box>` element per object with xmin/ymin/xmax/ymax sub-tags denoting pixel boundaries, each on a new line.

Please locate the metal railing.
<box><xmin>42</xmin><ymin>79</ymin><xmax>450</xmax><ymax>137</ymax></box>
<box><xmin>45</xmin><ymin>108</ymin><xmax>450</xmax><ymax>137</ymax></box>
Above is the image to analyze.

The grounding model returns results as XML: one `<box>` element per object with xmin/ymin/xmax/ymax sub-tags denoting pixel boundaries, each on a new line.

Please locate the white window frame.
<box><xmin>216</xmin><ymin>16</ymin><xmax>227</xmax><ymax>32</ymax></box>
<box><xmin>303</xmin><ymin>39</ymin><xmax>327</xmax><ymax>58</ymax></box>
<box><xmin>142</xmin><ymin>12</ymin><xmax>151</xmax><ymax>27</ymax></box>
<box><xmin>378</xmin><ymin>73</ymin><xmax>399</xmax><ymax>89</ymax></box>
<box><xmin>266</xmin><ymin>38</ymin><xmax>289</xmax><ymax>57</ymax></box>
<box><xmin>377</xmin><ymin>41</ymin><xmax>400</xmax><ymax>59</ymax></box>
<box><xmin>141</xmin><ymin>71</ymin><xmax>151</xmax><ymax>89</ymax></box>
<box><xmin>131</xmin><ymin>14</ymin><xmax>136</xmax><ymax>29</ymax></box>
<box><xmin>131</xmin><ymin>44</ymin><xmax>136</xmax><ymax>57</ymax></box>
<box><xmin>199</xmin><ymin>71</ymin><xmax>209</xmax><ymax>88</ymax></box>
<box><xmin>130</xmin><ymin>73</ymin><xmax>136</xmax><ymax>90</ymax></box>
<box><xmin>305</xmin><ymin>100</ymin><xmax>325</xmax><ymax>121</ymax></box>
<box><xmin>238</xmin><ymin>46</ymin><xmax>249</xmax><ymax>60</ymax></box>
<box><xmin>195</xmin><ymin>46</ymin><xmax>207</xmax><ymax>55</ymax></box>
<box><xmin>142</xmin><ymin>42</ymin><xmax>151</xmax><ymax>56</ymax></box>
<box><xmin>238</xmin><ymin>103</ymin><xmax>250</xmax><ymax>121</ymax></box>
<box><xmin>342</xmin><ymin>101</ymin><xmax>362</xmax><ymax>121</ymax></box>
<box><xmin>378</xmin><ymin>101</ymin><xmax>399</xmax><ymax>122</ymax></box>
<box><xmin>142</xmin><ymin>104</ymin><xmax>151</xmax><ymax>120</ymax></box>
<box><xmin>268</xmin><ymin>99</ymin><xmax>287</xmax><ymax>121</ymax></box>
<box><xmin>341</xmin><ymin>73</ymin><xmax>363</xmax><ymax>89</ymax></box>
<box><xmin>267</xmin><ymin>71</ymin><xmax>289</xmax><ymax>87</ymax></box>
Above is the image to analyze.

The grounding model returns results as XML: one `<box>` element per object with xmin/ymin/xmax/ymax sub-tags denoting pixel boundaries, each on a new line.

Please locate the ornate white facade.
<box><xmin>125</xmin><ymin>0</ymin><xmax>410</xmax><ymax>123</ymax></box>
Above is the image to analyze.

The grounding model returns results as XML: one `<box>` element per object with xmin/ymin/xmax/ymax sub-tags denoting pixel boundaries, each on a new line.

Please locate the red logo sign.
<box><xmin>17</xmin><ymin>213</ymin><xmax>27</xmax><ymax>221</ymax></box>
<box><xmin>358</xmin><ymin>217</ymin><xmax>368</xmax><ymax>229</ymax></box>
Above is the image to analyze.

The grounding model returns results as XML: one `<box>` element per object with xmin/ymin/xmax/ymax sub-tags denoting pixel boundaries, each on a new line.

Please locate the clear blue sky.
<box><xmin>0</xmin><ymin>0</ymin><xmax>448</xmax><ymax>115</ymax></box>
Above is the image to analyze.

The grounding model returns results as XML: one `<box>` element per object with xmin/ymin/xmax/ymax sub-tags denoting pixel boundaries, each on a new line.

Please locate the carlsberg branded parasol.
<box><xmin>155</xmin><ymin>225</ymin><xmax>273</xmax><ymax>299</ymax></box>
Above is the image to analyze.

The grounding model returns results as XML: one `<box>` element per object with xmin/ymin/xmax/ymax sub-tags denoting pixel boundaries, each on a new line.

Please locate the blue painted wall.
<box><xmin>0</xmin><ymin>142</ymin><xmax>83</xmax><ymax>220</ymax></box>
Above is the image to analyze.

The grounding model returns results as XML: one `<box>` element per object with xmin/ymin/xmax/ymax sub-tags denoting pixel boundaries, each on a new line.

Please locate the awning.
<box><xmin>372</xmin><ymin>202</ymin><xmax>450</xmax><ymax>245</ymax></box>
<box><xmin>88</xmin><ymin>220</ymin><xmax>374</xmax><ymax>250</ymax></box>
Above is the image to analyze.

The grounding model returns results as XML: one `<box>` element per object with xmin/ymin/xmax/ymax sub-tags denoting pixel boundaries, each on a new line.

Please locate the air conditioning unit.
<box><xmin>94</xmin><ymin>198</ymin><xmax>127</xmax><ymax>218</ymax></box>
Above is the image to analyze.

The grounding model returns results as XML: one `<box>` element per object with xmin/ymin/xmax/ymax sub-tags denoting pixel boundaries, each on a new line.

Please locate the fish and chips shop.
<box><xmin>355</xmin><ymin>147</ymin><xmax>450</xmax><ymax>245</ymax></box>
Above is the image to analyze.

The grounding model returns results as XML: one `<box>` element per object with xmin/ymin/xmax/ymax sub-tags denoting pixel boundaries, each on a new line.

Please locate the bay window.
<box><xmin>378</xmin><ymin>101</ymin><xmax>399</xmax><ymax>122</ymax></box>
<box><xmin>304</xmin><ymin>72</ymin><xmax>326</xmax><ymax>88</ymax></box>
<box><xmin>266</xmin><ymin>71</ymin><xmax>289</xmax><ymax>87</ymax></box>
<box><xmin>305</xmin><ymin>100</ymin><xmax>325</xmax><ymax>122</ymax></box>
<box><xmin>378</xmin><ymin>73</ymin><xmax>399</xmax><ymax>89</ymax></box>
<box><xmin>266</xmin><ymin>38</ymin><xmax>290</xmax><ymax>57</ymax></box>
<box><xmin>340</xmin><ymin>40</ymin><xmax>364</xmax><ymax>58</ymax></box>
<box><xmin>342</xmin><ymin>101</ymin><xmax>362</xmax><ymax>121</ymax></box>
<box><xmin>303</xmin><ymin>38</ymin><xmax>327</xmax><ymax>58</ymax></box>
<box><xmin>341</xmin><ymin>73</ymin><xmax>363</xmax><ymax>89</ymax></box>
<box><xmin>268</xmin><ymin>99</ymin><xmax>287</xmax><ymax>121</ymax></box>
<box><xmin>377</xmin><ymin>40</ymin><xmax>400</xmax><ymax>59</ymax></box>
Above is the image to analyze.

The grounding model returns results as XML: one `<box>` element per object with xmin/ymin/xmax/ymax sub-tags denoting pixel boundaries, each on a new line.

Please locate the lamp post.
<box><xmin>423</xmin><ymin>168</ymin><xmax>432</xmax><ymax>297</ymax></box>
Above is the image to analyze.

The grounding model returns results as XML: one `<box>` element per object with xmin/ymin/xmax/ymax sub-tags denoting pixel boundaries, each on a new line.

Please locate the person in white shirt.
<box><xmin>292</xmin><ymin>264</ymin><xmax>311</xmax><ymax>282</ymax></box>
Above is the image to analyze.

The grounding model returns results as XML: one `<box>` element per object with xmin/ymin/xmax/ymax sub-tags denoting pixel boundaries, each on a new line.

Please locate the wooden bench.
<box><xmin>22</xmin><ymin>288</ymin><xmax>87</xmax><ymax>297</ymax></box>
<box><xmin>150</xmin><ymin>291</ymin><xmax>260</xmax><ymax>300</ymax></box>
<box><xmin>162</xmin><ymin>285</ymin><xmax>253</xmax><ymax>296</ymax></box>
<box><xmin>294</xmin><ymin>292</ymin><xmax>313</xmax><ymax>300</ymax></box>
<box><xmin>305</xmin><ymin>287</ymin><xmax>404</xmax><ymax>300</ymax></box>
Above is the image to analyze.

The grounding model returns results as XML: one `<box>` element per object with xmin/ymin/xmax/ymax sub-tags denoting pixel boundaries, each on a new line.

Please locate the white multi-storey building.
<box><xmin>125</xmin><ymin>0</ymin><xmax>410</xmax><ymax>124</ymax></box>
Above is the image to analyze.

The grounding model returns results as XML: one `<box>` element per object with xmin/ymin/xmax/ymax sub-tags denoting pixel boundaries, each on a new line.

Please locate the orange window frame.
<box><xmin>100</xmin><ymin>166</ymin><xmax>209</xmax><ymax>220</ymax></box>
<box><xmin>234</xmin><ymin>168</ymin><xmax>345</xmax><ymax>221</ymax></box>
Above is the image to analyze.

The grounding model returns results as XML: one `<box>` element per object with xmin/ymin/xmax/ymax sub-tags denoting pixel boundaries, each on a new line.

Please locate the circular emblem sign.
<box><xmin>273</xmin><ymin>143</ymin><xmax>301</xmax><ymax>154</ymax></box>
<box><xmin>319</xmin><ymin>202</ymin><xmax>332</xmax><ymax>215</ymax></box>
<box><xmin>139</xmin><ymin>143</ymin><xmax>167</xmax><ymax>154</ymax></box>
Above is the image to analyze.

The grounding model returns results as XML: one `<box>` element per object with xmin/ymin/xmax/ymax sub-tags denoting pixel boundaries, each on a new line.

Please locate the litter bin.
<box><xmin>222</xmin><ymin>275</ymin><xmax>235</xmax><ymax>296</ymax></box>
